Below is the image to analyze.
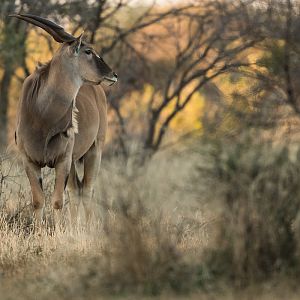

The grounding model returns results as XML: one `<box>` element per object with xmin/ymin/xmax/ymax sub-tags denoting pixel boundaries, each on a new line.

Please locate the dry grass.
<box><xmin>1</xmin><ymin>139</ymin><xmax>300</xmax><ymax>299</ymax></box>
<box><xmin>0</xmin><ymin>149</ymin><xmax>209</xmax><ymax>299</ymax></box>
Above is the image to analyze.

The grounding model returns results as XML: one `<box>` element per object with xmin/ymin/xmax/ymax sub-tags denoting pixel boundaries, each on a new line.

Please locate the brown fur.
<box><xmin>16</xmin><ymin>39</ymin><xmax>117</xmax><ymax>225</ymax></box>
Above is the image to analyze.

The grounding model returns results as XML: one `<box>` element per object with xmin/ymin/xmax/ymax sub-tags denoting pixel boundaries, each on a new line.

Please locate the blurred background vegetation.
<box><xmin>3</xmin><ymin>0</ymin><xmax>300</xmax><ymax>298</ymax></box>
<box><xmin>2</xmin><ymin>0</ymin><xmax>299</xmax><ymax>158</ymax></box>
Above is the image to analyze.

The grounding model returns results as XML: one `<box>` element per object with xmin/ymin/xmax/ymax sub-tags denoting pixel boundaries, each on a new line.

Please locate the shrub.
<box><xmin>199</xmin><ymin>136</ymin><xmax>300</xmax><ymax>284</ymax></box>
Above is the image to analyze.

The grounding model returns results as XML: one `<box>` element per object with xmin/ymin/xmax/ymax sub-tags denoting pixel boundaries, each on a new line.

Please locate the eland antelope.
<box><xmin>10</xmin><ymin>14</ymin><xmax>117</xmax><ymax>225</ymax></box>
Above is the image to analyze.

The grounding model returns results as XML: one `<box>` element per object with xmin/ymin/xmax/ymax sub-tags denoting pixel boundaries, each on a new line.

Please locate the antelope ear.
<box><xmin>71</xmin><ymin>32</ymin><xmax>84</xmax><ymax>55</ymax></box>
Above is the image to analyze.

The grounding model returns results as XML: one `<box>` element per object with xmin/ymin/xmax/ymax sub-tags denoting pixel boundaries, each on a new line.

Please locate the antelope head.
<box><xmin>9</xmin><ymin>14</ymin><xmax>118</xmax><ymax>86</ymax></box>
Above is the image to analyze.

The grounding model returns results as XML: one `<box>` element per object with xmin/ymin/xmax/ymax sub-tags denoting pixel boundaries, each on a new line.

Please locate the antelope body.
<box><xmin>11</xmin><ymin>14</ymin><xmax>117</xmax><ymax>224</ymax></box>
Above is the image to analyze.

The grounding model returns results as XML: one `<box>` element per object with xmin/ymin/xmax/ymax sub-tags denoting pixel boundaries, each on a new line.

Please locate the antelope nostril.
<box><xmin>113</xmin><ymin>72</ymin><xmax>118</xmax><ymax>78</ymax></box>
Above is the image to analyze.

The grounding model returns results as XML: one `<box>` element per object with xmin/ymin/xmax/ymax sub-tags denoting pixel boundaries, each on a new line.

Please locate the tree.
<box><xmin>0</xmin><ymin>0</ymin><xmax>72</xmax><ymax>149</ymax></box>
<box><xmin>0</xmin><ymin>0</ymin><xmax>192</xmax><ymax>153</ymax></box>
<box><xmin>106</xmin><ymin>0</ymin><xmax>264</xmax><ymax>157</ymax></box>
<box><xmin>0</xmin><ymin>1</ymin><xmax>27</xmax><ymax>149</ymax></box>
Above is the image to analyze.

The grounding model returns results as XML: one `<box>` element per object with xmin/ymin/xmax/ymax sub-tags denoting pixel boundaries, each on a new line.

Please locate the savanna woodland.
<box><xmin>1</xmin><ymin>0</ymin><xmax>300</xmax><ymax>299</ymax></box>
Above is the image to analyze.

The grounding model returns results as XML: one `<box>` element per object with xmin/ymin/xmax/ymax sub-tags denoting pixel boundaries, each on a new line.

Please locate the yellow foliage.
<box><xmin>170</xmin><ymin>92</ymin><xmax>204</xmax><ymax>133</ymax></box>
<box><xmin>26</xmin><ymin>30</ymin><xmax>59</xmax><ymax>72</ymax></box>
<box><xmin>117</xmin><ymin>82</ymin><xmax>205</xmax><ymax>142</ymax></box>
<box><xmin>4</xmin><ymin>25</ymin><xmax>266</xmax><ymax>145</ymax></box>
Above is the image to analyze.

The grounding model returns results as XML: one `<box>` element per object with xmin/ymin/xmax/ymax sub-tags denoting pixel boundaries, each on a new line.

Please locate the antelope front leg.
<box><xmin>24</xmin><ymin>161</ymin><xmax>44</xmax><ymax>226</ymax></box>
<box><xmin>52</xmin><ymin>156</ymin><xmax>72</xmax><ymax>227</ymax></box>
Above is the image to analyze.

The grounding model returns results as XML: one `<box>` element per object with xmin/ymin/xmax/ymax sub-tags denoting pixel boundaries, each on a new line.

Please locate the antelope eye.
<box><xmin>85</xmin><ymin>49</ymin><xmax>92</xmax><ymax>55</ymax></box>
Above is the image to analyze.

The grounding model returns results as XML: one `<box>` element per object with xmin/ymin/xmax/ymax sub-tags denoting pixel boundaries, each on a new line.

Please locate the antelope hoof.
<box><xmin>53</xmin><ymin>200</ymin><xmax>64</xmax><ymax>210</ymax></box>
<box><xmin>33</xmin><ymin>201</ymin><xmax>44</xmax><ymax>210</ymax></box>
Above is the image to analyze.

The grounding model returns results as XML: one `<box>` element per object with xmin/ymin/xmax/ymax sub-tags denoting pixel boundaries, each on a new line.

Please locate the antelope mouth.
<box><xmin>103</xmin><ymin>75</ymin><xmax>118</xmax><ymax>86</ymax></box>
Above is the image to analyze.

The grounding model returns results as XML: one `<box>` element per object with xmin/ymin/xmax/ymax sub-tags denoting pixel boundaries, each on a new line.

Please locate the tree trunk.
<box><xmin>0</xmin><ymin>68</ymin><xmax>13</xmax><ymax>150</ymax></box>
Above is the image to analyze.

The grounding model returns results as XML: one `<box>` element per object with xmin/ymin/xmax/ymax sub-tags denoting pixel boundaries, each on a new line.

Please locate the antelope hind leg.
<box><xmin>67</xmin><ymin>162</ymin><xmax>82</xmax><ymax>226</ymax></box>
<box><xmin>82</xmin><ymin>142</ymin><xmax>102</xmax><ymax>225</ymax></box>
